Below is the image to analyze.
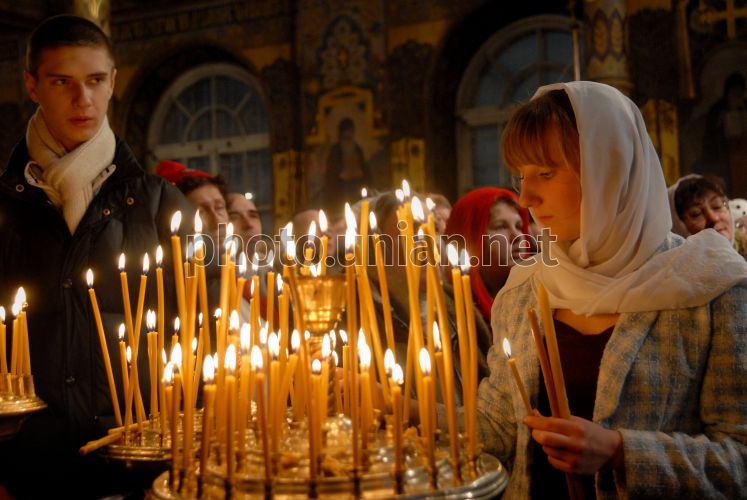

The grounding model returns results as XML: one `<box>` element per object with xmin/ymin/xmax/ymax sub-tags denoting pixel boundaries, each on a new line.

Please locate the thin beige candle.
<box><xmin>359</xmin><ymin>342</ymin><xmax>373</xmax><ymax>453</ymax></box>
<box><xmin>503</xmin><ymin>338</ymin><xmax>532</xmax><ymax>415</ymax></box>
<box><xmin>268</xmin><ymin>333</ymin><xmax>281</xmax><ymax>459</ymax></box>
<box><xmin>169</xmin><ymin>212</ymin><xmax>187</xmax><ymax>327</ymax></box>
<box><xmin>537</xmin><ymin>283</ymin><xmax>571</xmax><ymax>418</ymax></box>
<box><xmin>87</xmin><ymin>271</ymin><xmax>122</xmax><ymax>426</ymax></box>
<box><xmin>224</xmin><ymin>344</ymin><xmax>237</xmax><ymax>487</ymax></box>
<box><xmin>266</xmin><ymin>271</ymin><xmax>275</xmax><ymax>334</ymax></box>
<box><xmin>251</xmin><ymin>345</ymin><xmax>272</xmax><ymax>483</ymax></box>
<box><xmin>391</xmin><ymin>364</ymin><xmax>404</xmax><ymax>492</ymax></box>
<box><xmin>419</xmin><ymin>348</ymin><xmax>436</xmax><ymax>488</ymax></box>
<box><xmin>199</xmin><ymin>356</ymin><xmax>216</xmax><ymax>498</ymax></box>
<box><xmin>309</xmin><ymin>359</ymin><xmax>322</xmax><ymax>482</ymax></box>
<box><xmin>172</xmin><ymin>364</ymin><xmax>183</xmax><ymax>489</ymax></box>
<box><xmin>340</xmin><ymin>331</ymin><xmax>350</xmax><ymax>416</ymax></box>
<box><xmin>120</xmin><ymin>341</ymin><xmax>131</xmax><ymax>430</ymax></box>
<box><xmin>156</xmin><ymin>246</ymin><xmax>167</xmax><ymax>437</ymax></box>
<box><xmin>0</xmin><ymin>308</ymin><xmax>6</xmax><ymax>378</ymax></box>
<box><xmin>371</xmin><ymin>225</ymin><xmax>395</xmax><ymax>351</ymax></box>
<box><xmin>163</xmin><ymin>363</ymin><xmax>176</xmax><ymax>489</ymax></box>
<box><xmin>237</xmin><ymin>325</ymin><xmax>251</xmax><ymax>469</ymax></box>
<box><xmin>319</xmin><ymin>209</ymin><xmax>329</xmax><ymax>276</ymax></box>
<box><xmin>528</xmin><ymin>309</ymin><xmax>560</xmax><ymax>417</ymax></box>
<box><xmin>332</xmin><ymin>351</ymin><xmax>342</xmax><ymax>415</ymax></box>
<box><xmin>147</xmin><ymin>313</ymin><xmax>158</xmax><ymax>419</ymax></box>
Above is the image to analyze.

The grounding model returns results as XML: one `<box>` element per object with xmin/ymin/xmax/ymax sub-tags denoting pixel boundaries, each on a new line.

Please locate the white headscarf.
<box><xmin>498</xmin><ymin>81</ymin><xmax>747</xmax><ymax>315</ymax></box>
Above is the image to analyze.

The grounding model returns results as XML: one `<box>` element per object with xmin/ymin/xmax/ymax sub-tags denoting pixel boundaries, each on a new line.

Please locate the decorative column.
<box><xmin>74</xmin><ymin>0</ymin><xmax>110</xmax><ymax>34</ymax></box>
<box><xmin>583</xmin><ymin>0</ymin><xmax>632</xmax><ymax>95</ymax></box>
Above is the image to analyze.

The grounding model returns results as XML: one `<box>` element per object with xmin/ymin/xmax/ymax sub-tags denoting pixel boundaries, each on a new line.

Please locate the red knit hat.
<box><xmin>155</xmin><ymin>160</ymin><xmax>211</xmax><ymax>184</ymax></box>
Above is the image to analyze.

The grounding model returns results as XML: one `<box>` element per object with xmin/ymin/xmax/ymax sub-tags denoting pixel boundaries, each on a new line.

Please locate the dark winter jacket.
<box><xmin>0</xmin><ymin>136</ymin><xmax>194</xmax><ymax>497</ymax></box>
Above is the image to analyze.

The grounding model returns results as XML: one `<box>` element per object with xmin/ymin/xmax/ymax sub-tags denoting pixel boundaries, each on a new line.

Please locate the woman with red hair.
<box><xmin>444</xmin><ymin>187</ymin><xmax>529</xmax><ymax>322</ymax></box>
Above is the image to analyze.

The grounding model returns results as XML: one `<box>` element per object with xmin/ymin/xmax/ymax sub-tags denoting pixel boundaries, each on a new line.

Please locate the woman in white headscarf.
<box><xmin>474</xmin><ymin>82</ymin><xmax>747</xmax><ymax>499</ymax></box>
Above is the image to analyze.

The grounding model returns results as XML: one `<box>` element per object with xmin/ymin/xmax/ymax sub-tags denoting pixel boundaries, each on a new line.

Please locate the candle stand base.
<box><xmin>0</xmin><ymin>392</ymin><xmax>46</xmax><ymax>442</ymax></box>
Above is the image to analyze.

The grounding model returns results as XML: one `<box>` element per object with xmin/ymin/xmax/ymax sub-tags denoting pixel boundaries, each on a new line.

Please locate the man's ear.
<box><xmin>23</xmin><ymin>72</ymin><xmax>39</xmax><ymax>103</ymax></box>
<box><xmin>109</xmin><ymin>67</ymin><xmax>117</xmax><ymax>98</ymax></box>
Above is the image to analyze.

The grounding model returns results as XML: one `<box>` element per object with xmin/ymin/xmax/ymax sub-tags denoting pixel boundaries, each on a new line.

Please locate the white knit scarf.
<box><xmin>25</xmin><ymin>109</ymin><xmax>116</xmax><ymax>234</ymax></box>
<box><xmin>497</xmin><ymin>81</ymin><xmax>747</xmax><ymax>315</ymax></box>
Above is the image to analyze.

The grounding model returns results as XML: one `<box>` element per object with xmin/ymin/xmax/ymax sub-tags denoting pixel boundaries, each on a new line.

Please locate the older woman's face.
<box><xmin>682</xmin><ymin>190</ymin><xmax>733</xmax><ymax>241</ymax></box>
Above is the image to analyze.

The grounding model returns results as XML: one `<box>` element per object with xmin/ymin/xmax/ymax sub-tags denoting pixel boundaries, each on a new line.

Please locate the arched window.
<box><xmin>148</xmin><ymin>63</ymin><xmax>273</xmax><ymax>229</ymax></box>
<box><xmin>456</xmin><ymin>15</ymin><xmax>582</xmax><ymax>194</ymax></box>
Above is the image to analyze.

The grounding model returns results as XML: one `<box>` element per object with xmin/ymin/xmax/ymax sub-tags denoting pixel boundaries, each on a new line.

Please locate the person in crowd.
<box><xmin>369</xmin><ymin>192</ymin><xmax>493</xmax><ymax>404</ymax></box>
<box><xmin>227</xmin><ymin>192</ymin><xmax>263</xmax><ymax>257</ymax></box>
<box><xmin>156</xmin><ymin>159</ymin><xmax>229</xmax><ymax>242</ymax></box>
<box><xmin>472</xmin><ymin>81</ymin><xmax>747</xmax><ymax>498</ymax></box>
<box><xmin>444</xmin><ymin>188</ymin><xmax>529</xmax><ymax>323</ymax></box>
<box><xmin>0</xmin><ymin>15</ymin><xmax>193</xmax><ymax>497</ymax></box>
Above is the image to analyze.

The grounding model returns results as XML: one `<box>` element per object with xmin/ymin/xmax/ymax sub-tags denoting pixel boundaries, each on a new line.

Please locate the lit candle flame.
<box><xmin>344</xmin><ymin>203</ymin><xmax>357</xmax><ymax>231</ymax></box>
<box><xmin>290</xmin><ymin>329</ymin><xmax>300</xmax><ymax>353</ymax></box>
<box><xmin>447</xmin><ymin>243</ymin><xmax>459</xmax><ymax>267</ymax></box>
<box><xmin>395</xmin><ymin>189</ymin><xmax>404</xmax><ymax>203</ymax></box>
<box><xmin>192</xmin><ymin>337</ymin><xmax>197</xmax><ymax>353</ymax></box>
<box><xmin>402</xmin><ymin>179</ymin><xmax>411</xmax><ymax>198</ymax></box>
<box><xmin>276</xmin><ymin>275</ymin><xmax>284</xmax><ymax>293</ymax></box>
<box><xmin>411</xmin><ymin>196</ymin><xmax>424</xmax><ymax>222</ymax></box>
<box><xmin>118</xmin><ymin>323</ymin><xmax>125</xmax><ymax>341</ymax></box>
<box><xmin>156</xmin><ymin>245</ymin><xmax>163</xmax><ymax>267</ymax></box>
<box><xmin>459</xmin><ymin>248</ymin><xmax>471</xmax><ymax>274</ymax></box>
<box><xmin>10</xmin><ymin>303</ymin><xmax>19</xmax><ymax>318</ymax></box>
<box><xmin>226</xmin><ymin>222</ymin><xmax>234</xmax><ymax>239</ymax></box>
<box><xmin>259</xmin><ymin>325</ymin><xmax>268</xmax><ymax>347</ymax></box>
<box><xmin>162</xmin><ymin>349</ymin><xmax>167</xmax><ymax>365</ymax></box>
<box><xmin>229</xmin><ymin>310</ymin><xmax>240</xmax><ymax>332</ymax></box>
<box><xmin>245</xmin><ymin>192</ymin><xmax>253</xmax><ymax>200</ymax></box>
<box><xmin>359</xmin><ymin>343</ymin><xmax>371</xmax><ymax>371</ymax></box>
<box><xmin>171</xmin><ymin>343</ymin><xmax>182</xmax><ymax>369</ymax></box>
<box><xmin>225</xmin><ymin>344</ymin><xmax>237</xmax><ymax>374</ymax></box>
<box><xmin>194</xmin><ymin>236</ymin><xmax>205</xmax><ymax>256</ymax></box>
<box><xmin>433</xmin><ymin>322</ymin><xmax>442</xmax><ymax>353</ymax></box>
<box><xmin>118</xmin><ymin>253</ymin><xmax>125</xmax><ymax>271</ymax></box>
<box><xmin>345</xmin><ymin>227</ymin><xmax>356</xmax><ymax>254</ymax></box>
<box><xmin>237</xmin><ymin>253</ymin><xmax>247</xmax><ymax>276</ymax></box>
<box><xmin>426</xmin><ymin>197</ymin><xmax>435</xmax><ymax>211</ymax></box>
<box><xmin>214</xmin><ymin>308</ymin><xmax>222</xmax><ymax>319</ymax></box>
<box><xmin>310</xmin><ymin>262</ymin><xmax>321</xmax><ymax>277</ymax></box>
<box><xmin>251</xmin><ymin>253</ymin><xmax>259</xmax><ymax>273</ymax></box>
<box><xmin>311</xmin><ymin>358</ymin><xmax>321</xmax><ymax>375</ymax></box>
<box><xmin>357</xmin><ymin>328</ymin><xmax>366</xmax><ymax>351</ymax></box>
<box><xmin>319</xmin><ymin>210</ymin><xmax>328</xmax><ymax>232</ymax></box>
<box><xmin>285</xmin><ymin>239</ymin><xmax>296</xmax><ymax>262</ymax></box>
<box><xmin>142</xmin><ymin>253</ymin><xmax>150</xmax><ymax>274</ymax></box>
<box><xmin>369</xmin><ymin>212</ymin><xmax>377</xmax><ymax>232</ymax></box>
<box><xmin>322</xmin><ymin>334</ymin><xmax>331</xmax><ymax>360</ymax></box>
<box><xmin>308</xmin><ymin>220</ymin><xmax>317</xmax><ymax>239</ymax></box>
<box><xmin>392</xmin><ymin>364</ymin><xmax>404</xmax><ymax>385</ymax></box>
<box><xmin>502</xmin><ymin>338</ymin><xmax>512</xmax><ymax>358</ymax></box>
<box><xmin>332</xmin><ymin>351</ymin><xmax>339</xmax><ymax>367</ymax></box>
<box><xmin>170</xmin><ymin>211</ymin><xmax>182</xmax><ymax>234</ymax></box>
<box><xmin>329</xmin><ymin>330</ymin><xmax>337</xmax><ymax>350</ymax></box>
<box><xmin>203</xmin><ymin>355</ymin><xmax>215</xmax><ymax>384</ymax></box>
<box><xmin>361</xmin><ymin>187</ymin><xmax>368</xmax><ymax>198</ymax></box>
<box><xmin>163</xmin><ymin>361</ymin><xmax>174</xmax><ymax>385</ymax></box>
<box><xmin>384</xmin><ymin>349</ymin><xmax>395</xmax><ymax>375</ymax></box>
<box><xmin>250</xmin><ymin>345</ymin><xmax>263</xmax><ymax>371</ymax></box>
<box><xmin>198</xmin><ymin>312</ymin><xmax>203</xmax><ymax>326</ymax></box>
<box><xmin>126</xmin><ymin>345</ymin><xmax>132</xmax><ymax>364</ymax></box>
<box><xmin>268</xmin><ymin>332</ymin><xmax>279</xmax><ymax>360</ymax></box>
<box><xmin>194</xmin><ymin>211</ymin><xmax>203</xmax><ymax>234</ymax></box>
<box><xmin>146</xmin><ymin>310</ymin><xmax>156</xmax><ymax>331</ymax></box>
<box><xmin>419</xmin><ymin>348</ymin><xmax>431</xmax><ymax>376</ymax></box>
<box><xmin>173</xmin><ymin>317</ymin><xmax>180</xmax><ymax>333</ymax></box>
<box><xmin>338</xmin><ymin>329</ymin><xmax>348</xmax><ymax>346</ymax></box>
<box><xmin>0</xmin><ymin>306</ymin><xmax>5</xmax><ymax>323</ymax></box>
<box><xmin>86</xmin><ymin>269</ymin><xmax>94</xmax><ymax>288</ymax></box>
<box><xmin>240</xmin><ymin>323</ymin><xmax>251</xmax><ymax>354</ymax></box>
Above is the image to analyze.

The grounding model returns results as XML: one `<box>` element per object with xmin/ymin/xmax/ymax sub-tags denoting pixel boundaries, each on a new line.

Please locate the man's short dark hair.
<box><xmin>26</xmin><ymin>15</ymin><xmax>114</xmax><ymax>76</ymax></box>
<box><xmin>176</xmin><ymin>175</ymin><xmax>229</xmax><ymax>199</ymax></box>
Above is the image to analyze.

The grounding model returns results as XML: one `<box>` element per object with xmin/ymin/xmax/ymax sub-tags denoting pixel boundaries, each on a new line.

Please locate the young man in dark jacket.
<box><xmin>0</xmin><ymin>15</ymin><xmax>194</xmax><ymax>497</ymax></box>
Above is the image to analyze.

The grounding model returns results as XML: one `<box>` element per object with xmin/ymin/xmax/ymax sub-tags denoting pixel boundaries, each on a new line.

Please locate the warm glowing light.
<box><xmin>502</xmin><ymin>338</ymin><xmax>512</xmax><ymax>358</ymax></box>
<box><xmin>319</xmin><ymin>210</ymin><xmax>328</xmax><ymax>232</ymax></box>
<box><xmin>203</xmin><ymin>356</ymin><xmax>215</xmax><ymax>384</ymax></box>
<box><xmin>369</xmin><ymin>212</ymin><xmax>377</xmax><ymax>232</ymax></box>
<box><xmin>392</xmin><ymin>364</ymin><xmax>404</xmax><ymax>385</ymax></box>
<box><xmin>192</xmin><ymin>337</ymin><xmax>197</xmax><ymax>353</ymax></box>
<box><xmin>384</xmin><ymin>349</ymin><xmax>395</xmax><ymax>376</ymax></box>
<box><xmin>162</xmin><ymin>349</ymin><xmax>168</xmax><ymax>365</ymax></box>
<box><xmin>426</xmin><ymin>197</ymin><xmax>435</xmax><ymax>211</ymax></box>
<box><xmin>86</xmin><ymin>269</ymin><xmax>94</xmax><ymax>287</ymax></box>
<box><xmin>126</xmin><ymin>345</ymin><xmax>132</xmax><ymax>364</ymax></box>
<box><xmin>419</xmin><ymin>348</ymin><xmax>431</xmax><ymax>376</ymax></box>
<box><xmin>174</xmin><ymin>317</ymin><xmax>180</xmax><ymax>333</ymax></box>
<box><xmin>285</xmin><ymin>239</ymin><xmax>296</xmax><ymax>261</ymax></box>
<box><xmin>170</xmin><ymin>211</ymin><xmax>182</xmax><ymax>234</ymax></box>
<box><xmin>311</xmin><ymin>359</ymin><xmax>321</xmax><ymax>375</ymax></box>
<box><xmin>268</xmin><ymin>332</ymin><xmax>279</xmax><ymax>360</ymax></box>
<box><xmin>245</xmin><ymin>192</ymin><xmax>253</xmax><ymax>200</ymax></box>
<box><xmin>304</xmin><ymin>330</ymin><xmax>310</xmax><ymax>342</ymax></box>
<box><xmin>10</xmin><ymin>303</ymin><xmax>19</xmax><ymax>318</ymax></box>
<box><xmin>395</xmin><ymin>189</ymin><xmax>404</xmax><ymax>203</ymax></box>
<box><xmin>339</xmin><ymin>329</ymin><xmax>348</xmax><ymax>346</ymax></box>
<box><xmin>250</xmin><ymin>345</ymin><xmax>263</xmax><ymax>371</ymax></box>
<box><xmin>259</xmin><ymin>325</ymin><xmax>268</xmax><ymax>347</ymax></box>
<box><xmin>229</xmin><ymin>310</ymin><xmax>240</xmax><ymax>331</ymax></box>
<box><xmin>459</xmin><ymin>248</ymin><xmax>471</xmax><ymax>274</ymax></box>
<box><xmin>146</xmin><ymin>310</ymin><xmax>156</xmax><ymax>331</ymax></box>
<box><xmin>402</xmin><ymin>180</ymin><xmax>411</xmax><ymax>198</ymax></box>
<box><xmin>329</xmin><ymin>330</ymin><xmax>337</xmax><ymax>350</ymax></box>
<box><xmin>240</xmin><ymin>323</ymin><xmax>251</xmax><ymax>354</ymax></box>
<box><xmin>359</xmin><ymin>343</ymin><xmax>371</xmax><ymax>370</ymax></box>
<box><xmin>344</xmin><ymin>203</ymin><xmax>357</xmax><ymax>230</ymax></box>
<box><xmin>411</xmin><ymin>197</ymin><xmax>424</xmax><ymax>222</ymax></box>
<box><xmin>163</xmin><ymin>362</ymin><xmax>174</xmax><ymax>385</ymax></box>
<box><xmin>447</xmin><ymin>243</ymin><xmax>459</xmax><ymax>267</ymax></box>
<box><xmin>194</xmin><ymin>236</ymin><xmax>205</xmax><ymax>256</ymax></box>
<box><xmin>142</xmin><ymin>253</ymin><xmax>150</xmax><ymax>274</ymax></box>
<box><xmin>118</xmin><ymin>323</ymin><xmax>126</xmax><ymax>341</ymax></box>
<box><xmin>0</xmin><ymin>307</ymin><xmax>5</xmax><ymax>323</ymax></box>
<box><xmin>198</xmin><ymin>312</ymin><xmax>203</xmax><ymax>326</ymax></box>
<box><xmin>361</xmin><ymin>187</ymin><xmax>368</xmax><ymax>198</ymax></box>
<box><xmin>332</xmin><ymin>351</ymin><xmax>339</xmax><ymax>367</ymax></box>
<box><xmin>118</xmin><ymin>253</ymin><xmax>125</xmax><ymax>271</ymax></box>
<box><xmin>226</xmin><ymin>222</ymin><xmax>234</xmax><ymax>239</ymax></box>
<box><xmin>225</xmin><ymin>344</ymin><xmax>237</xmax><ymax>373</ymax></box>
<box><xmin>214</xmin><ymin>308</ymin><xmax>222</xmax><ymax>319</ymax></box>
<box><xmin>291</xmin><ymin>330</ymin><xmax>300</xmax><ymax>353</ymax></box>
<box><xmin>251</xmin><ymin>253</ymin><xmax>259</xmax><ymax>273</ymax></box>
<box><xmin>194</xmin><ymin>211</ymin><xmax>203</xmax><ymax>234</ymax></box>
<box><xmin>357</xmin><ymin>329</ymin><xmax>366</xmax><ymax>351</ymax></box>
<box><xmin>308</xmin><ymin>220</ymin><xmax>317</xmax><ymax>240</ymax></box>
<box><xmin>171</xmin><ymin>343</ymin><xmax>183</xmax><ymax>368</ymax></box>
<box><xmin>345</xmin><ymin>227</ymin><xmax>356</xmax><ymax>254</ymax></box>
<box><xmin>433</xmin><ymin>322</ymin><xmax>442</xmax><ymax>352</ymax></box>
<box><xmin>322</xmin><ymin>334</ymin><xmax>331</xmax><ymax>359</ymax></box>
<box><xmin>156</xmin><ymin>246</ymin><xmax>163</xmax><ymax>266</ymax></box>
<box><xmin>276</xmin><ymin>275</ymin><xmax>284</xmax><ymax>293</ymax></box>
<box><xmin>310</xmin><ymin>263</ymin><xmax>321</xmax><ymax>277</ymax></box>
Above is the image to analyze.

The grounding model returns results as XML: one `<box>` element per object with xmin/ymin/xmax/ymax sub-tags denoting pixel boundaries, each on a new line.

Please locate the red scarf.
<box><xmin>444</xmin><ymin>188</ymin><xmax>529</xmax><ymax>322</ymax></box>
